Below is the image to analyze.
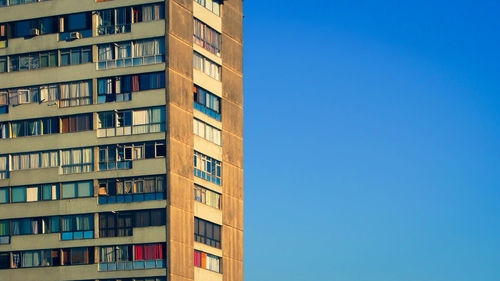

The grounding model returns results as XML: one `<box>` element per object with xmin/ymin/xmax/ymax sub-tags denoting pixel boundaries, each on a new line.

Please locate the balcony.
<box><xmin>98</xmin><ymin>24</ymin><xmax>131</xmax><ymax>36</ymax></box>
<box><xmin>97</xmin><ymin>55</ymin><xmax>165</xmax><ymax>70</ymax></box>
<box><xmin>99</xmin><ymin>260</ymin><xmax>165</xmax><ymax>272</ymax></box>
<box><xmin>98</xmin><ymin>192</ymin><xmax>165</xmax><ymax>205</ymax></box>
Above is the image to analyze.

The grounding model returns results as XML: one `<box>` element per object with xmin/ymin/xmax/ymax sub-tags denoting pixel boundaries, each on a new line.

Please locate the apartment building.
<box><xmin>0</xmin><ymin>1</ymin><xmax>243</xmax><ymax>281</ymax></box>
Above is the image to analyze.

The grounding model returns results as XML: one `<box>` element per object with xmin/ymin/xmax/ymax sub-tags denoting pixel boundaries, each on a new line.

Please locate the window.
<box><xmin>12</xmin><ymin>16</ymin><xmax>56</xmax><ymax>38</ymax></box>
<box><xmin>12</xmin><ymin>216</ymin><xmax>59</xmax><ymax>235</ymax></box>
<box><xmin>11</xmin><ymin>150</ymin><xmax>59</xmax><ymax>171</ymax></box>
<box><xmin>132</xmin><ymin>3</ymin><xmax>165</xmax><ymax>23</ymax></box>
<box><xmin>61</xmin><ymin>181</ymin><xmax>93</xmax><ymax>199</ymax></box>
<box><xmin>41</xmin><ymin>184</ymin><xmax>59</xmax><ymax>200</ymax></box>
<box><xmin>65</xmin><ymin>13</ymin><xmax>91</xmax><ymax>32</ymax></box>
<box><xmin>100</xmin><ymin>245</ymin><xmax>132</xmax><ymax>263</ymax></box>
<box><xmin>97</xmin><ymin>38</ymin><xmax>165</xmax><ymax>70</ymax></box>
<box><xmin>194</xmin><ymin>185</ymin><xmax>221</xmax><ymax>209</ymax></box>
<box><xmin>61</xmin><ymin>114</ymin><xmax>92</xmax><ymax>133</ymax></box>
<box><xmin>194</xmin><ymin>151</ymin><xmax>222</xmax><ymax>185</ymax></box>
<box><xmin>194</xmin><ymin>250</ymin><xmax>221</xmax><ymax>273</ymax></box>
<box><xmin>97</xmin><ymin>107</ymin><xmax>165</xmax><ymax>137</ymax></box>
<box><xmin>193</xmin><ymin>18</ymin><xmax>221</xmax><ymax>56</ymax></box>
<box><xmin>134</xmin><ymin>244</ymin><xmax>164</xmax><ymax>261</ymax></box>
<box><xmin>59</xmin><ymin>80</ymin><xmax>92</xmax><ymax>107</ymax></box>
<box><xmin>61</xmin><ymin>214</ymin><xmax>94</xmax><ymax>240</ymax></box>
<box><xmin>98</xmin><ymin>144</ymin><xmax>130</xmax><ymax>170</ymax></box>
<box><xmin>194</xmin><ymin>0</ymin><xmax>221</xmax><ymax>16</ymax></box>
<box><xmin>4</xmin><ymin>85</ymin><xmax>58</xmax><ymax>106</ymax></box>
<box><xmin>10</xmin><ymin>117</ymin><xmax>59</xmax><ymax>138</ymax></box>
<box><xmin>0</xmin><ymin>123</ymin><xmax>8</xmax><ymax>138</ymax></box>
<box><xmin>193</xmin><ymin>118</ymin><xmax>222</xmax><ymax>145</ymax></box>
<box><xmin>11</xmin><ymin>186</ymin><xmax>39</xmax><ymax>203</ymax></box>
<box><xmin>195</xmin><ymin>217</ymin><xmax>221</xmax><ymax>249</ymax></box>
<box><xmin>99</xmin><ymin>243</ymin><xmax>165</xmax><ymax>271</ymax></box>
<box><xmin>0</xmin><ymin>57</ymin><xmax>6</xmax><ymax>73</ymax></box>
<box><xmin>21</xmin><ymin>250</ymin><xmax>52</xmax><ymax>268</ymax></box>
<box><xmin>0</xmin><ymin>220</ymin><xmax>9</xmax><ymax>244</ymax></box>
<box><xmin>62</xmin><ymin>247</ymin><xmax>94</xmax><ymax>265</ymax></box>
<box><xmin>60</xmin><ymin>47</ymin><xmax>92</xmax><ymax>66</ymax></box>
<box><xmin>98</xmin><ymin>175</ymin><xmax>165</xmax><ymax>204</ymax></box>
<box><xmin>97</xmin><ymin>72</ymin><xmax>165</xmax><ymax>104</ymax></box>
<box><xmin>0</xmin><ymin>187</ymin><xmax>8</xmax><ymax>204</ymax></box>
<box><xmin>98</xmin><ymin>7</ymin><xmax>132</xmax><ymax>35</ymax></box>
<box><xmin>0</xmin><ymin>156</ymin><xmax>7</xmax><ymax>179</ymax></box>
<box><xmin>0</xmin><ymin>253</ymin><xmax>9</xmax><ymax>269</ymax></box>
<box><xmin>60</xmin><ymin>148</ymin><xmax>93</xmax><ymax>174</ymax></box>
<box><xmin>99</xmin><ymin>209</ymin><xmax>164</xmax><ymax>238</ymax></box>
<box><xmin>193</xmin><ymin>85</ymin><xmax>221</xmax><ymax>120</ymax></box>
<box><xmin>193</xmin><ymin>52</ymin><xmax>221</xmax><ymax>80</ymax></box>
<box><xmin>9</xmin><ymin>51</ymin><xmax>57</xmax><ymax>72</ymax></box>
<box><xmin>99</xmin><ymin>213</ymin><xmax>133</xmax><ymax>238</ymax></box>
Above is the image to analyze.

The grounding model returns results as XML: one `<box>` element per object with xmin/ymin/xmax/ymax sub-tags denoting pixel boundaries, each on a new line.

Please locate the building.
<box><xmin>0</xmin><ymin>0</ymin><xmax>243</xmax><ymax>281</ymax></box>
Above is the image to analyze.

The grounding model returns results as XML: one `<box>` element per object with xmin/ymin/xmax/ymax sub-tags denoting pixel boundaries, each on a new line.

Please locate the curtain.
<box><xmin>26</xmin><ymin>187</ymin><xmax>38</xmax><ymax>202</ymax></box>
<box><xmin>29</xmin><ymin>153</ymin><xmax>39</xmax><ymax>169</ymax></box>
<box><xmin>50</xmin><ymin>151</ymin><xmax>58</xmax><ymax>167</ymax></box>
<box><xmin>22</xmin><ymin>251</ymin><xmax>33</xmax><ymax>267</ymax></box>
<box><xmin>98</xmin><ymin>45</ymin><xmax>113</xmax><ymax>61</ymax></box>
<box><xmin>194</xmin><ymin>251</ymin><xmax>201</xmax><ymax>267</ymax></box>
<box><xmin>48</xmin><ymin>85</ymin><xmax>58</xmax><ymax>101</ymax></box>
<box><xmin>134</xmin><ymin>245</ymin><xmax>143</xmax><ymax>260</ymax></box>
<box><xmin>144</xmin><ymin>245</ymin><xmax>153</xmax><ymax>260</ymax></box>
<box><xmin>132</xmin><ymin>75</ymin><xmax>140</xmax><ymax>91</ymax></box>
<box><xmin>133</xmin><ymin>110</ymin><xmax>148</xmax><ymax>125</ymax></box>
<box><xmin>0</xmin><ymin>221</ymin><xmax>8</xmax><ymax>236</ymax></box>
<box><xmin>100</xmin><ymin>247</ymin><xmax>115</xmax><ymax>263</ymax></box>
<box><xmin>142</xmin><ymin>5</ymin><xmax>153</xmax><ymax>22</ymax></box>
<box><xmin>153</xmin><ymin>244</ymin><xmax>163</xmax><ymax>259</ymax></box>
<box><xmin>41</xmin><ymin>152</ymin><xmax>49</xmax><ymax>168</ymax></box>
<box><xmin>62</xmin><ymin>216</ymin><xmax>72</xmax><ymax>232</ymax></box>
<box><xmin>30</xmin><ymin>220</ymin><xmax>38</xmax><ymax>234</ymax></box>
<box><xmin>117</xmin><ymin>43</ymin><xmax>131</xmax><ymax>59</ymax></box>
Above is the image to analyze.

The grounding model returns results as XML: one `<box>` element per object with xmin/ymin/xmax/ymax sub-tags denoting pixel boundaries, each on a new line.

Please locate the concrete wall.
<box><xmin>221</xmin><ymin>1</ymin><xmax>244</xmax><ymax>281</ymax></box>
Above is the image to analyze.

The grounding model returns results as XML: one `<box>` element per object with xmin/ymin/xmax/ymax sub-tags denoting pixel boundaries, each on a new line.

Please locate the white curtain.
<box><xmin>98</xmin><ymin>44</ymin><xmax>113</xmax><ymax>61</ymax></box>
<box><xmin>41</xmin><ymin>152</ymin><xmax>50</xmax><ymax>168</ymax></box>
<box><xmin>29</xmin><ymin>153</ymin><xmax>39</xmax><ymax>169</ymax></box>
<box><xmin>26</xmin><ymin>187</ymin><xmax>38</xmax><ymax>202</ymax></box>
<box><xmin>142</xmin><ymin>5</ymin><xmax>153</xmax><ymax>22</ymax></box>
<box><xmin>133</xmin><ymin>110</ymin><xmax>148</xmax><ymax>125</ymax></box>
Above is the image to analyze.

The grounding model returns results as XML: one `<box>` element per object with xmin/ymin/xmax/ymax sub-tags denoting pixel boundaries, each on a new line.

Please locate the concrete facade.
<box><xmin>0</xmin><ymin>0</ymin><xmax>242</xmax><ymax>280</ymax></box>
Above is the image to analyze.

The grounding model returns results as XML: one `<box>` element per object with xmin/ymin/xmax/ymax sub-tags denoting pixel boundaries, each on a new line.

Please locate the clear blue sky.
<box><xmin>243</xmin><ymin>1</ymin><xmax>500</xmax><ymax>280</ymax></box>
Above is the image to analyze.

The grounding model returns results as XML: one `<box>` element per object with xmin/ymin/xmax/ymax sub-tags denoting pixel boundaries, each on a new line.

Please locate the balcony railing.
<box><xmin>97</xmin><ymin>123</ymin><xmax>165</xmax><ymax>138</ymax></box>
<box><xmin>99</xmin><ymin>260</ymin><xmax>165</xmax><ymax>271</ymax></box>
<box><xmin>194</xmin><ymin>102</ymin><xmax>221</xmax><ymax>121</ymax></box>
<box><xmin>61</xmin><ymin>230</ymin><xmax>94</xmax><ymax>240</ymax></box>
<box><xmin>97</xmin><ymin>55</ymin><xmax>165</xmax><ymax>70</ymax></box>
<box><xmin>98</xmin><ymin>192</ymin><xmax>165</xmax><ymax>204</ymax></box>
<box><xmin>97</xmin><ymin>24</ymin><xmax>131</xmax><ymax>36</ymax></box>
<box><xmin>0</xmin><ymin>236</ymin><xmax>9</xmax><ymax>244</ymax></box>
<box><xmin>59</xmin><ymin>29</ymin><xmax>92</xmax><ymax>41</ymax></box>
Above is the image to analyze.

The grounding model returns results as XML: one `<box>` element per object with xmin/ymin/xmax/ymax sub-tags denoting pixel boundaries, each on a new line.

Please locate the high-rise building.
<box><xmin>0</xmin><ymin>1</ymin><xmax>243</xmax><ymax>280</ymax></box>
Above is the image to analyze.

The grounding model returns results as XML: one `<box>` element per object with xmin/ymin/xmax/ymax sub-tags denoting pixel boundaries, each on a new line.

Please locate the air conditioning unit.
<box><xmin>29</xmin><ymin>28</ymin><xmax>40</xmax><ymax>36</ymax></box>
<box><xmin>70</xmin><ymin>32</ymin><xmax>82</xmax><ymax>40</ymax></box>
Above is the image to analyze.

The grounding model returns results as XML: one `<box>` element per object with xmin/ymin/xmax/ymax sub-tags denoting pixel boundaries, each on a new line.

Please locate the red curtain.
<box><xmin>194</xmin><ymin>251</ymin><xmax>201</xmax><ymax>267</ymax></box>
<box><xmin>134</xmin><ymin>245</ymin><xmax>143</xmax><ymax>261</ymax></box>
<box><xmin>132</xmin><ymin>75</ymin><xmax>140</xmax><ymax>92</ymax></box>
<box><xmin>153</xmin><ymin>244</ymin><xmax>163</xmax><ymax>259</ymax></box>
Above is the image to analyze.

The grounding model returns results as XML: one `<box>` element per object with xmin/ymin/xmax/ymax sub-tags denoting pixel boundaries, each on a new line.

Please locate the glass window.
<box><xmin>77</xmin><ymin>181</ymin><xmax>92</xmax><ymax>197</ymax></box>
<box><xmin>62</xmin><ymin>183</ymin><xmax>76</xmax><ymax>199</ymax></box>
<box><xmin>0</xmin><ymin>188</ymin><xmax>8</xmax><ymax>203</ymax></box>
<box><xmin>67</xmin><ymin>13</ymin><xmax>88</xmax><ymax>31</ymax></box>
<box><xmin>12</xmin><ymin>187</ymin><xmax>27</xmax><ymax>202</ymax></box>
